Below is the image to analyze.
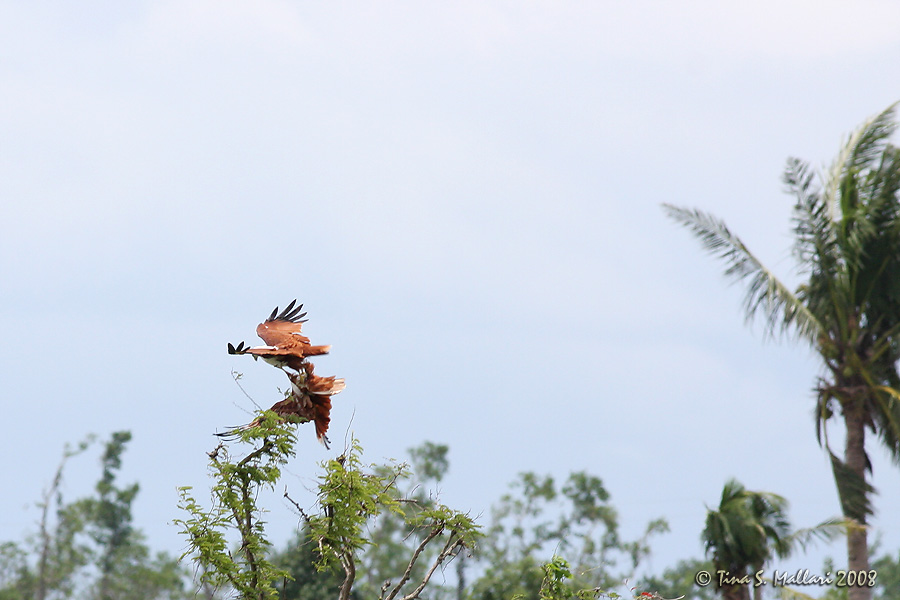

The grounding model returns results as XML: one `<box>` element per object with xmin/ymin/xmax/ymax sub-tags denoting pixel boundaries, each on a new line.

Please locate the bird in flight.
<box><xmin>225</xmin><ymin>300</ymin><xmax>344</xmax><ymax>447</ymax></box>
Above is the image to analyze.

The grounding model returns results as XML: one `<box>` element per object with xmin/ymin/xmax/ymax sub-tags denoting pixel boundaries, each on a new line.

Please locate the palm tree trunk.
<box><xmin>752</xmin><ymin>567</ymin><xmax>762</xmax><ymax>600</ymax></box>
<box><xmin>721</xmin><ymin>583</ymin><xmax>750</xmax><ymax>600</ymax></box>
<box><xmin>844</xmin><ymin>403</ymin><xmax>871</xmax><ymax>600</ymax></box>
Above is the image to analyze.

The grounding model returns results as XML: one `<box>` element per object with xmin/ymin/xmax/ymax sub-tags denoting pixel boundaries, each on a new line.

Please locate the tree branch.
<box><xmin>400</xmin><ymin>530</ymin><xmax>466</xmax><ymax>600</ymax></box>
<box><xmin>339</xmin><ymin>551</ymin><xmax>356</xmax><ymax>600</ymax></box>
<box><xmin>384</xmin><ymin>526</ymin><xmax>443</xmax><ymax>600</ymax></box>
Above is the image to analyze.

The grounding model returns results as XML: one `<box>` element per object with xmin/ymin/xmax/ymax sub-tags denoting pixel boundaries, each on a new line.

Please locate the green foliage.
<box><xmin>702</xmin><ymin>479</ymin><xmax>791</xmax><ymax>577</ymax></box>
<box><xmin>516</xmin><ymin>555</ymin><xmax>674</xmax><ymax>600</ymax></box>
<box><xmin>638</xmin><ymin>558</ymin><xmax>716</xmax><ymax>600</ymax></box>
<box><xmin>469</xmin><ymin>471</ymin><xmax>668</xmax><ymax>600</ymax></box>
<box><xmin>537</xmin><ymin>556</ymin><xmax>576</xmax><ymax>600</ymax></box>
<box><xmin>818</xmin><ymin>550</ymin><xmax>900</xmax><ymax>600</ymax></box>
<box><xmin>176</xmin><ymin>411</ymin><xmax>295</xmax><ymax>600</ymax></box>
<box><xmin>307</xmin><ymin>437</ymin><xmax>402</xmax><ymax>583</ymax></box>
<box><xmin>178</xmin><ymin>422</ymin><xmax>480</xmax><ymax>600</ymax></box>
<box><xmin>0</xmin><ymin>432</ymin><xmax>189</xmax><ymax>600</ymax></box>
<box><xmin>75</xmin><ymin>431</ymin><xmax>142</xmax><ymax>599</ymax></box>
<box><xmin>352</xmin><ymin>441</ymin><xmax>454</xmax><ymax>596</ymax></box>
<box><xmin>270</xmin><ymin>526</ymin><xmax>353</xmax><ymax>600</ymax></box>
<box><xmin>307</xmin><ymin>438</ymin><xmax>481</xmax><ymax>600</ymax></box>
<box><xmin>871</xmin><ymin>550</ymin><xmax>900</xmax><ymax>600</ymax></box>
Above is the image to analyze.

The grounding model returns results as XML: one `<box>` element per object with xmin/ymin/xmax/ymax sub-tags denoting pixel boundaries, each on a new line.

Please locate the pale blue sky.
<box><xmin>2</xmin><ymin>0</ymin><xmax>900</xmax><ymax>588</ymax></box>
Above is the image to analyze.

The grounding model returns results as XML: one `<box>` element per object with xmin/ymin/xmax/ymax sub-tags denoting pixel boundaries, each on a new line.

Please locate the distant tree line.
<box><xmin>1</xmin><ymin>428</ymin><xmax>899</xmax><ymax>599</ymax></box>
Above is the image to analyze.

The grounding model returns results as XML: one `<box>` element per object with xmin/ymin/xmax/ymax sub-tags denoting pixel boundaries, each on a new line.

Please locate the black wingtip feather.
<box><xmin>227</xmin><ymin>341</ymin><xmax>247</xmax><ymax>355</ymax></box>
<box><xmin>285</xmin><ymin>304</ymin><xmax>306</xmax><ymax>321</ymax></box>
<box><xmin>267</xmin><ymin>300</ymin><xmax>308</xmax><ymax>323</ymax></box>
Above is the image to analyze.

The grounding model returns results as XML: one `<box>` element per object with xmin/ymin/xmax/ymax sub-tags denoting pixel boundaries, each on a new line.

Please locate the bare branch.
<box><xmin>283</xmin><ymin>488</ymin><xmax>310</xmax><ymax>522</ymax></box>
<box><xmin>384</xmin><ymin>526</ymin><xmax>443</xmax><ymax>600</ymax></box>
<box><xmin>400</xmin><ymin>531</ymin><xmax>466</xmax><ymax>600</ymax></box>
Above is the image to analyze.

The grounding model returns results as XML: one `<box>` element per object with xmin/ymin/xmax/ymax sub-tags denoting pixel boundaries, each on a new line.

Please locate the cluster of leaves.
<box><xmin>0</xmin><ymin>432</ymin><xmax>189</xmax><ymax>600</ymax></box>
<box><xmin>522</xmin><ymin>555</ymin><xmax>674</xmax><ymax>600</ymax></box>
<box><xmin>177</xmin><ymin>416</ymin><xmax>481</xmax><ymax>600</ymax></box>
<box><xmin>307</xmin><ymin>438</ymin><xmax>480</xmax><ymax>600</ymax></box>
<box><xmin>175</xmin><ymin>411</ymin><xmax>296</xmax><ymax>600</ymax></box>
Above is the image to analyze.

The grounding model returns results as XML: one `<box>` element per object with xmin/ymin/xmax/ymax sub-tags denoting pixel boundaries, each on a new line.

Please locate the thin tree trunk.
<box><xmin>37</xmin><ymin>454</ymin><xmax>70</xmax><ymax>600</ymax></box>
<box><xmin>752</xmin><ymin>565</ymin><xmax>762</xmax><ymax>600</ymax></box>
<box><xmin>456</xmin><ymin>551</ymin><xmax>465</xmax><ymax>600</ymax></box>
<box><xmin>36</xmin><ymin>489</ymin><xmax>51</xmax><ymax>600</ymax></box>
<box><xmin>844</xmin><ymin>403</ymin><xmax>871</xmax><ymax>600</ymax></box>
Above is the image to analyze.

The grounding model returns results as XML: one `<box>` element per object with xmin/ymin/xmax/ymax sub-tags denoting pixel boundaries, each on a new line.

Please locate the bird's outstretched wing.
<box><xmin>252</xmin><ymin>300</ymin><xmax>331</xmax><ymax>360</ymax></box>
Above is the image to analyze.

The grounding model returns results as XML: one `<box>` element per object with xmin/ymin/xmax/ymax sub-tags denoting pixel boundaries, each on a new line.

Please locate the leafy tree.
<box><xmin>664</xmin><ymin>103</ymin><xmax>900</xmax><ymax>600</ymax></box>
<box><xmin>269</xmin><ymin>441</ymin><xmax>455</xmax><ymax>600</ymax></box>
<box><xmin>469</xmin><ymin>471</ymin><xmax>668</xmax><ymax>600</ymax></box>
<box><xmin>702</xmin><ymin>480</ymin><xmax>791</xmax><ymax>600</ymax></box>
<box><xmin>0</xmin><ymin>432</ymin><xmax>189</xmax><ymax>600</ymax></box>
<box><xmin>871</xmin><ymin>550</ymin><xmax>900</xmax><ymax>600</ymax></box>
<box><xmin>519</xmin><ymin>555</ymin><xmax>677</xmax><ymax>600</ymax></box>
<box><xmin>352</xmin><ymin>441</ymin><xmax>454</xmax><ymax>598</ymax></box>
<box><xmin>270</xmin><ymin>526</ymin><xmax>354</xmax><ymax>600</ymax></box>
<box><xmin>177</xmin><ymin>415</ymin><xmax>480</xmax><ymax>600</ymax></box>
<box><xmin>309</xmin><ymin>437</ymin><xmax>480</xmax><ymax>600</ymax></box>
<box><xmin>176</xmin><ymin>412</ymin><xmax>296</xmax><ymax>600</ymax></box>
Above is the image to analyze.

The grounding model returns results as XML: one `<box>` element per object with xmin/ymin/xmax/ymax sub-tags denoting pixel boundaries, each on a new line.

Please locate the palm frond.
<box><xmin>824</xmin><ymin>102</ymin><xmax>899</xmax><ymax>227</ymax></box>
<box><xmin>787</xmin><ymin>517</ymin><xmax>857</xmax><ymax>553</ymax></box>
<box><xmin>785</xmin><ymin>158</ymin><xmax>837</xmax><ymax>272</ymax></box>
<box><xmin>872</xmin><ymin>386</ymin><xmax>900</xmax><ymax>464</ymax></box>
<box><xmin>663</xmin><ymin>204</ymin><xmax>823</xmax><ymax>343</ymax></box>
<box><xmin>773</xmin><ymin>587</ymin><xmax>820</xmax><ymax>600</ymax></box>
<box><xmin>853</xmin><ymin>148</ymin><xmax>900</xmax><ymax>316</ymax></box>
<box><xmin>828</xmin><ymin>450</ymin><xmax>875</xmax><ymax>522</ymax></box>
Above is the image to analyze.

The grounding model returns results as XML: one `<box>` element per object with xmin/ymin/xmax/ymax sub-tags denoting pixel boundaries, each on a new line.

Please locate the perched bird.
<box><xmin>224</xmin><ymin>301</ymin><xmax>344</xmax><ymax>447</ymax></box>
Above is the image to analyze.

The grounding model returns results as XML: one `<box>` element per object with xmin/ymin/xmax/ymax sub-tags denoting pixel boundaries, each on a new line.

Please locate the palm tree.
<box><xmin>702</xmin><ymin>480</ymin><xmax>791</xmax><ymax>600</ymax></box>
<box><xmin>665</xmin><ymin>103</ymin><xmax>900</xmax><ymax>600</ymax></box>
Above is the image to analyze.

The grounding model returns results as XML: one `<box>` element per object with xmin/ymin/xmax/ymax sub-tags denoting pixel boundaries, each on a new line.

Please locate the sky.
<box><xmin>2</xmin><ymin>0</ymin><xmax>900</xmax><ymax>593</ymax></box>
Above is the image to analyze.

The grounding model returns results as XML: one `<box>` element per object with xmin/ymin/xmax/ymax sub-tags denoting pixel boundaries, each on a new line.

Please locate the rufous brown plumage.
<box><xmin>224</xmin><ymin>300</ymin><xmax>344</xmax><ymax>447</ymax></box>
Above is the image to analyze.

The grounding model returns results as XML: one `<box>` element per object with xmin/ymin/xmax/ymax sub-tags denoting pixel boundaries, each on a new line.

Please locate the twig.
<box><xmin>380</xmin><ymin>465</ymin><xmax>408</xmax><ymax>496</ymax></box>
<box><xmin>231</xmin><ymin>369</ymin><xmax>262</xmax><ymax>411</ymax></box>
<box><xmin>342</xmin><ymin>408</ymin><xmax>356</xmax><ymax>454</ymax></box>
<box><xmin>283</xmin><ymin>488</ymin><xmax>310</xmax><ymax>522</ymax></box>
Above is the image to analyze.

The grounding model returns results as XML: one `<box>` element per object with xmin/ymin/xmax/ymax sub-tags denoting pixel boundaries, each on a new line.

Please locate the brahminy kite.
<box><xmin>224</xmin><ymin>301</ymin><xmax>344</xmax><ymax>447</ymax></box>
